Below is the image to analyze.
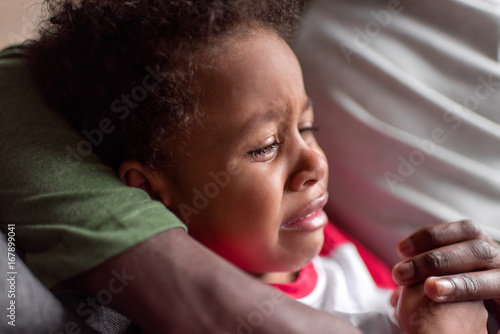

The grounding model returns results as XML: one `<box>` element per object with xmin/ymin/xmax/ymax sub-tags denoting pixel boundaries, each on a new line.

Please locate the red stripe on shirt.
<box><xmin>322</xmin><ymin>222</ymin><xmax>396</xmax><ymax>289</ymax></box>
<box><xmin>270</xmin><ymin>261</ymin><xmax>318</xmax><ymax>299</ymax></box>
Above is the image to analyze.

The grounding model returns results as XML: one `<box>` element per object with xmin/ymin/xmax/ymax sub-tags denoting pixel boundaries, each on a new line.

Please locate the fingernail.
<box><xmin>398</xmin><ymin>238</ymin><xmax>415</xmax><ymax>257</ymax></box>
<box><xmin>436</xmin><ymin>279</ymin><xmax>455</xmax><ymax>297</ymax></box>
<box><xmin>395</xmin><ymin>261</ymin><xmax>414</xmax><ymax>282</ymax></box>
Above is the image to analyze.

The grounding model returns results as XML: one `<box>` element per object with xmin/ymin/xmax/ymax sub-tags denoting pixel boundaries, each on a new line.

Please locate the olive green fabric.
<box><xmin>0</xmin><ymin>46</ymin><xmax>186</xmax><ymax>288</ymax></box>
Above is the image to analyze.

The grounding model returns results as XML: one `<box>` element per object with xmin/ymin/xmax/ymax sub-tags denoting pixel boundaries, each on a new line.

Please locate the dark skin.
<box><xmin>68</xmin><ymin>219</ymin><xmax>500</xmax><ymax>333</ymax></box>
<box><xmin>393</xmin><ymin>219</ymin><xmax>500</xmax><ymax>303</ymax></box>
<box><xmin>395</xmin><ymin>283</ymin><xmax>488</xmax><ymax>334</ymax></box>
<box><xmin>70</xmin><ymin>228</ymin><xmax>362</xmax><ymax>333</ymax></box>
<box><xmin>393</xmin><ymin>219</ymin><xmax>500</xmax><ymax>333</ymax></box>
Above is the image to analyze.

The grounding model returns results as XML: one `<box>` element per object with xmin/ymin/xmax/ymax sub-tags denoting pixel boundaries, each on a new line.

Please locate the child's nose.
<box><xmin>289</xmin><ymin>144</ymin><xmax>328</xmax><ymax>192</ymax></box>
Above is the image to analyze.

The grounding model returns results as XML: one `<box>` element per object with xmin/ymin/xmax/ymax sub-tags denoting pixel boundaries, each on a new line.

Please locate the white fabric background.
<box><xmin>295</xmin><ymin>0</ymin><xmax>500</xmax><ymax>265</ymax></box>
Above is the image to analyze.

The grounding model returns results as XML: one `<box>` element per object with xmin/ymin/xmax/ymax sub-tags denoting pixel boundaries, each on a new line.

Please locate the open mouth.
<box><xmin>281</xmin><ymin>193</ymin><xmax>329</xmax><ymax>232</ymax></box>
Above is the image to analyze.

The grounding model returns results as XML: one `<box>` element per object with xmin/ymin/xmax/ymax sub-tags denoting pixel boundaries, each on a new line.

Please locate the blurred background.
<box><xmin>0</xmin><ymin>0</ymin><xmax>43</xmax><ymax>49</ymax></box>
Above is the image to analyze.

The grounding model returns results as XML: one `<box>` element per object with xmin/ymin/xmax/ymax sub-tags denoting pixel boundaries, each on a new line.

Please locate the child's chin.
<box><xmin>286</xmin><ymin>231</ymin><xmax>325</xmax><ymax>264</ymax></box>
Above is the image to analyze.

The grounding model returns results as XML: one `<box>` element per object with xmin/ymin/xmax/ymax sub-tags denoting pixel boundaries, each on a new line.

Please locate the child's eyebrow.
<box><xmin>243</xmin><ymin>108</ymin><xmax>283</xmax><ymax>133</ymax></box>
<box><xmin>244</xmin><ymin>97</ymin><xmax>313</xmax><ymax>133</ymax></box>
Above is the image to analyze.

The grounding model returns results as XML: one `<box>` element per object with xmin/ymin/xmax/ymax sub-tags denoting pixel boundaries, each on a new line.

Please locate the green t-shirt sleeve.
<box><xmin>0</xmin><ymin>46</ymin><xmax>187</xmax><ymax>288</ymax></box>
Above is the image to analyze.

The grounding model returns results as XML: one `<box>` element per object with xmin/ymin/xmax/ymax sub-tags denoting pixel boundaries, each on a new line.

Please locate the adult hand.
<box><xmin>69</xmin><ymin>228</ymin><xmax>361</xmax><ymax>333</ymax></box>
<box><xmin>392</xmin><ymin>220</ymin><xmax>500</xmax><ymax>302</ymax></box>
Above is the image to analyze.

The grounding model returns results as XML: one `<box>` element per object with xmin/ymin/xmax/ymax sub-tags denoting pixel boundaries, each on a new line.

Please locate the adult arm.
<box><xmin>70</xmin><ymin>228</ymin><xmax>360</xmax><ymax>333</ymax></box>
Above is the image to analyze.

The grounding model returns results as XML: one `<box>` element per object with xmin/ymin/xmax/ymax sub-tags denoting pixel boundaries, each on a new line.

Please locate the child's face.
<box><xmin>161</xmin><ymin>30</ymin><xmax>329</xmax><ymax>282</ymax></box>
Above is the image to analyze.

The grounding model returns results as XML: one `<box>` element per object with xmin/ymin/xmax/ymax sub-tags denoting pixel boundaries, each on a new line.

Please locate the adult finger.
<box><xmin>393</xmin><ymin>239</ymin><xmax>500</xmax><ymax>285</ymax></box>
<box><xmin>423</xmin><ymin>270</ymin><xmax>500</xmax><ymax>302</ymax></box>
<box><xmin>397</xmin><ymin>220</ymin><xmax>489</xmax><ymax>258</ymax></box>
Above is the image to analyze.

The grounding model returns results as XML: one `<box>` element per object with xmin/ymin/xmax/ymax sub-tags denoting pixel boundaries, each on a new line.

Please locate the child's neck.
<box><xmin>253</xmin><ymin>271</ymin><xmax>299</xmax><ymax>285</ymax></box>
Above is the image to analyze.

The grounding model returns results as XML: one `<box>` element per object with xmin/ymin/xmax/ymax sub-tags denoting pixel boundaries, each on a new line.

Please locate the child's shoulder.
<box><xmin>321</xmin><ymin>222</ymin><xmax>396</xmax><ymax>289</ymax></box>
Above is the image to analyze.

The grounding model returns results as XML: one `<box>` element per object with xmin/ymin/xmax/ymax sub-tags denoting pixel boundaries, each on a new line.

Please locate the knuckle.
<box><xmin>419</xmin><ymin>227</ymin><xmax>437</xmax><ymax>248</ymax></box>
<box><xmin>456</xmin><ymin>274</ymin><xmax>480</xmax><ymax>297</ymax></box>
<box><xmin>420</xmin><ymin>225</ymin><xmax>435</xmax><ymax>244</ymax></box>
<box><xmin>470</xmin><ymin>240</ymin><xmax>497</xmax><ymax>266</ymax></box>
<box><xmin>422</xmin><ymin>251</ymin><xmax>449</xmax><ymax>271</ymax></box>
<box><xmin>459</xmin><ymin>219</ymin><xmax>482</xmax><ymax>238</ymax></box>
<box><xmin>426</xmin><ymin>220</ymin><xmax>476</xmax><ymax>245</ymax></box>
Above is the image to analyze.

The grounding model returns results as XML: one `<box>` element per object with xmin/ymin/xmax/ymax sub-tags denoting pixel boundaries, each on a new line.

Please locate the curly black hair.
<box><xmin>26</xmin><ymin>0</ymin><xmax>305</xmax><ymax>173</ymax></box>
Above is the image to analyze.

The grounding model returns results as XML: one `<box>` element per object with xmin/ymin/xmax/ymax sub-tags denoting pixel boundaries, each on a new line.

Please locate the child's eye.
<box><xmin>299</xmin><ymin>126</ymin><xmax>318</xmax><ymax>139</ymax></box>
<box><xmin>248</xmin><ymin>141</ymin><xmax>281</xmax><ymax>161</ymax></box>
<box><xmin>299</xmin><ymin>126</ymin><xmax>318</xmax><ymax>135</ymax></box>
<box><xmin>299</xmin><ymin>126</ymin><xmax>318</xmax><ymax>144</ymax></box>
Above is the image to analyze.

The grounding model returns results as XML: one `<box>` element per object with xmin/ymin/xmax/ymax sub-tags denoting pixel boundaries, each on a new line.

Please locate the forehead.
<box><xmin>196</xmin><ymin>29</ymin><xmax>306</xmax><ymax>142</ymax></box>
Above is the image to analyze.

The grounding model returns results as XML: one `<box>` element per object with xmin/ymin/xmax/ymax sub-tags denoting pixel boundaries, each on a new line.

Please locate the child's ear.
<box><xmin>118</xmin><ymin>160</ymin><xmax>172</xmax><ymax>205</ymax></box>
